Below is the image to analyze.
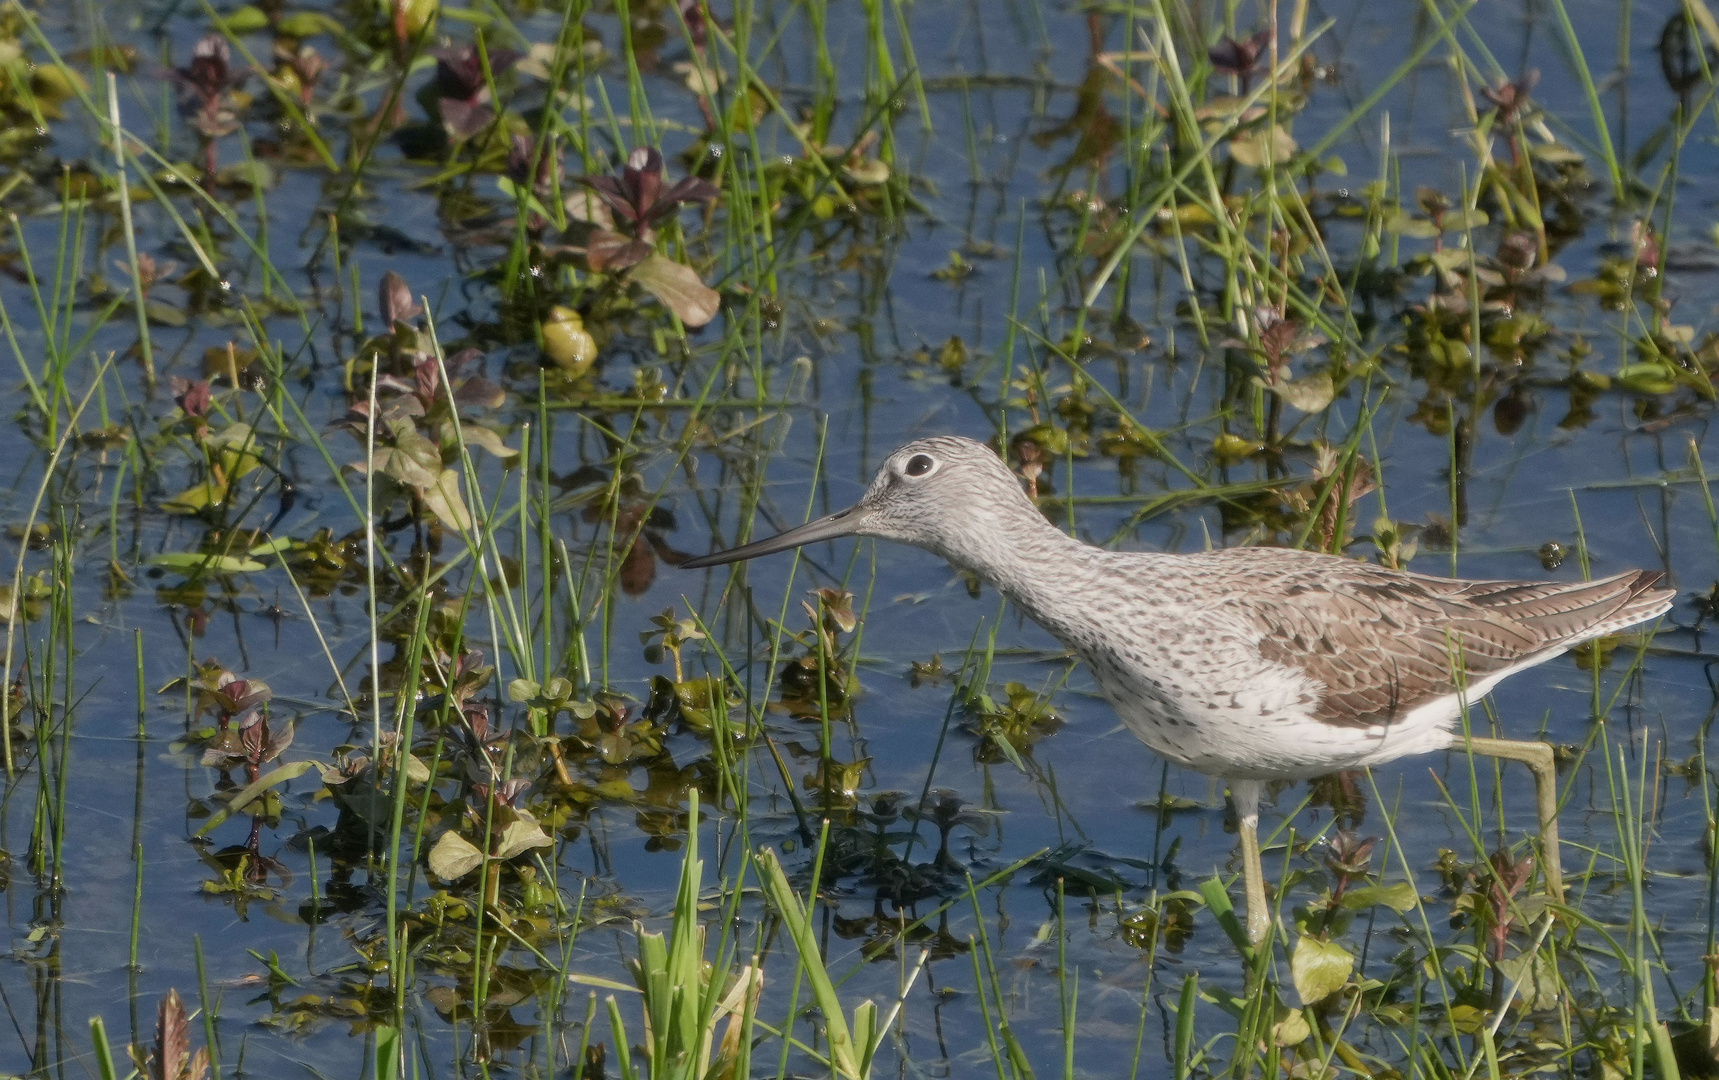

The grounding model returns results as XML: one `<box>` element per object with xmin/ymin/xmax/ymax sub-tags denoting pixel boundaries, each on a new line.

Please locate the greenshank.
<box><xmin>682</xmin><ymin>436</ymin><xmax>1673</xmax><ymax>944</ymax></box>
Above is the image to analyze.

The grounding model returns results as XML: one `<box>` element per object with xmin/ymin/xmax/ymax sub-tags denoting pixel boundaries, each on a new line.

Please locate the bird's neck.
<box><xmin>948</xmin><ymin>508</ymin><xmax>1121</xmax><ymax>639</ymax></box>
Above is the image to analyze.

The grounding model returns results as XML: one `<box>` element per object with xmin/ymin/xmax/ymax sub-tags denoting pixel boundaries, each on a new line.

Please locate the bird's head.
<box><xmin>681</xmin><ymin>435</ymin><xmax>1037</xmax><ymax>570</ymax></box>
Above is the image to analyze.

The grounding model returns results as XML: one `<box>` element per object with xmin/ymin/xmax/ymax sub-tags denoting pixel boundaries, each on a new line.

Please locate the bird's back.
<box><xmin>1036</xmin><ymin>546</ymin><xmax>1673</xmax><ymax>779</ymax></box>
<box><xmin>1205</xmin><ymin>548</ymin><xmax>1674</xmax><ymax>728</ymax></box>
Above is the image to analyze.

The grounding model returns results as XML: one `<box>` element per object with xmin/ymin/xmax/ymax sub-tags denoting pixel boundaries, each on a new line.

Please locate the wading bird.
<box><xmin>683</xmin><ymin>436</ymin><xmax>1671</xmax><ymax>943</ymax></box>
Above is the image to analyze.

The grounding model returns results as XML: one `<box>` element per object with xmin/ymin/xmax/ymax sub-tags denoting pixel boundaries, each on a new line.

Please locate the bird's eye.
<box><xmin>904</xmin><ymin>453</ymin><xmax>935</xmax><ymax>477</ymax></box>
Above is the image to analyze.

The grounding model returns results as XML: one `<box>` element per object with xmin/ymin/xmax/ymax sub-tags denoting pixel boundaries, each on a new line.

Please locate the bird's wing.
<box><xmin>1229</xmin><ymin>555</ymin><xmax>1667</xmax><ymax>728</ymax></box>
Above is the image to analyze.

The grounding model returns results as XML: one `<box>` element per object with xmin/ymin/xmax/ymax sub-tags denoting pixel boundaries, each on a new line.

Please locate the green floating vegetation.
<box><xmin>0</xmin><ymin>0</ymin><xmax>1712</xmax><ymax>1075</ymax></box>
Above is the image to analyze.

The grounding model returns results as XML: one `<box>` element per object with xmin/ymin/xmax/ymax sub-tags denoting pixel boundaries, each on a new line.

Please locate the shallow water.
<box><xmin>0</xmin><ymin>0</ymin><xmax>1716</xmax><ymax>1076</ymax></box>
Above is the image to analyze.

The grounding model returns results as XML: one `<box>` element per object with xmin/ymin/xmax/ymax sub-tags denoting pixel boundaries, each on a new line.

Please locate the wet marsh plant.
<box><xmin>170</xmin><ymin>34</ymin><xmax>246</xmax><ymax>186</ymax></box>
<box><xmin>0</xmin><ymin>0</ymin><xmax>1717</xmax><ymax>1076</ymax></box>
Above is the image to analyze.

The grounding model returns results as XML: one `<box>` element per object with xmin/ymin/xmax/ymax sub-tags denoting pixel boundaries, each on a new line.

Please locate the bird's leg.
<box><xmin>1231</xmin><ymin>779</ymin><xmax>1271</xmax><ymax>946</ymax></box>
<box><xmin>1458</xmin><ymin>736</ymin><xmax>1565</xmax><ymax>903</ymax></box>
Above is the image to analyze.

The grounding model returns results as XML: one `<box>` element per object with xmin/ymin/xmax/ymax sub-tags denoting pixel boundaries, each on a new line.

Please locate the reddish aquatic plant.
<box><xmin>171</xmin><ymin>34</ymin><xmax>245</xmax><ymax>181</ymax></box>
<box><xmin>1208</xmin><ymin>30</ymin><xmax>1272</xmax><ymax>91</ymax></box>
<box><xmin>378</xmin><ymin>269</ymin><xmax>423</xmax><ymax>328</ymax></box>
<box><xmin>574</xmin><ymin>147</ymin><xmax>719</xmax><ymax>270</ymax></box>
<box><xmin>431</xmin><ymin>44</ymin><xmax>521</xmax><ymax>141</ymax></box>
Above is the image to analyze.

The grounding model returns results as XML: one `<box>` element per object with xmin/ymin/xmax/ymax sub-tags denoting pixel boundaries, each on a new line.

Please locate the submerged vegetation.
<box><xmin>0</xmin><ymin>0</ymin><xmax>1715</xmax><ymax>1077</ymax></box>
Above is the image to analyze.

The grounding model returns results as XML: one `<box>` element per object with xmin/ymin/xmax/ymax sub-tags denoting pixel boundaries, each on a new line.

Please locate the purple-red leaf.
<box><xmin>586</xmin><ymin>228</ymin><xmax>650</xmax><ymax>272</ymax></box>
<box><xmin>439</xmin><ymin>97</ymin><xmax>495</xmax><ymax>141</ymax></box>
<box><xmin>379</xmin><ymin>270</ymin><xmax>422</xmax><ymax>327</ymax></box>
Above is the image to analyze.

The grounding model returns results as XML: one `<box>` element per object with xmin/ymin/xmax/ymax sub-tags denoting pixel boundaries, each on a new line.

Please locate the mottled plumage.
<box><xmin>683</xmin><ymin>436</ymin><xmax>1673</xmax><ymax>943</ymax></box>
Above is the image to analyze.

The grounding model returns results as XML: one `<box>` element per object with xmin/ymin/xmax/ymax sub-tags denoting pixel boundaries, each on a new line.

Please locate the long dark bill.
<box><xmin>680</xmin><ymin>505</ymin><xmax>870</xmax><ymax>569</ymax></box>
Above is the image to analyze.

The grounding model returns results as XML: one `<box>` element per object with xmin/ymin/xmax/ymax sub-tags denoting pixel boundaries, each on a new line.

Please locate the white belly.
<box><xmin>1090</xmin><ymin>655</ymin><xmax>1521</xmax><ymax>782</ymax></box>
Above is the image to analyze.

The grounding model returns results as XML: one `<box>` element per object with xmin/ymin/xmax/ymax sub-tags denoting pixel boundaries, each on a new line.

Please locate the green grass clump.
<box><xmin>0</xmin><ymin>0</ymin><xmax>1713</xmax><ymax>1076</ymax></box>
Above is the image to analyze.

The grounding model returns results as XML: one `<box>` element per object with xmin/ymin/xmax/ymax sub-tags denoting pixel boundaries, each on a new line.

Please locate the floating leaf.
<box><xmin>379</xmin><ymin>270</ymin><xmax>422</xmax><ymax>328</ymax></box>
<box><xmin>277</xmin><ymin>11</ymin><xmax>343</xmax><ymax>37</ymax></box>
<box><xmin>149</xmin><ymin>552</ymin><xmax>265</xmax><ymax>574</ymax></box>
<box><xmin>145</xmin><ymin>299</ymin><xmax>189</xmax><ymax>327</ymax></box>
<box><xmin>1617</xmin><ymin>362</ymin><xmax>1679</xmax><ymax>395</ymax></box>
<box><xmin>1265</xmin><ymin>371</ymin><xmax>1335</xmax><ymax>413</ymax></box>
<box><xmin>160</xmin><ymin>482</ymin><xmax>224</xmax><ymax>515</ymax></box>
<box><xmin>453</xmin><ymin>377</ymin><xmax>506</xmax><ymax>410</ymax></box>
<box><xmin>1382</xmin><ymin>211</ymin><xmax>1439</xmax><ymax>239</ymax></box>
<box><xmin>1228</xmin><ymin>124</ymin><xmax>1297</xmax><ymax>167</ymax></box>
<box><xmin>214</xmin><ymin>160</ymin><xmax>276</xmax><ymax>190</ymax></box>
<box><xmin>629</xmin><ymin>254</ymin><xmax>721</xmax><ymax>327</ymax></box>
<box><xmin>1291</xmin><ymin>935</ymin><xmax>1353</xmax><ymax>1005</ymax></box>
<box><xmin>429</xmin><ymin>830</ymin><xmax>484</xmax><ymax>880</ymax></box>
<box><xmin>1212</xmin><ymin>433</ymin><xmax>1264</xmax><ymax>463</ymax></box>
<box><xmin>217</xmin><ymin>5</ymin><xmax>270</xmax><ymax>31</ymax></box>
<box><xmin>587</xmin><ymin>228</ymin><xmax>653</xmax><ymax>272</ymax></box>
<box><xmin>1530</xmin><ymin>141</ymin><xmax>1584</xmax><ymax>166</ymax></box>
<box><xmin>843</xmin><ymin>158</ymin><xmax>890</xmax><ymax>185</ymax></box>
<box><xmin>508</xmin><ymin>678</ymin><xmax>541</xmax><ymax>702</ymax></box>
<box><xmin>1497</xmin><ymin>950</ymin><xmax>1560</xmax><ymax>1012</ymax></box>
<box><xmin>1439</xmin><ymin>207</ymin><xmax>1489</xmax><ymax>232</ymax></box>
<box><xmin>368</xmin><ymin>446</ymin><xmax>436</xmax><ymax>491</ymax></box>
<box><xmin>1340</xmin><ymin>881</ymin><xmax>1418</xmax><ymax>912</ymax></box>
<box><xmin>247</xmin><ymin>536</ymin><xmax>295</xmax><ymax>557</ymax></box>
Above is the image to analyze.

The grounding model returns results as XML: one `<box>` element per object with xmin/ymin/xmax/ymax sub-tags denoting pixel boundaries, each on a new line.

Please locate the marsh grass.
<box><xmin>0</xmin><ymin>0</ymin><xmax>1706</xmax><ymax>1076</ymax></box>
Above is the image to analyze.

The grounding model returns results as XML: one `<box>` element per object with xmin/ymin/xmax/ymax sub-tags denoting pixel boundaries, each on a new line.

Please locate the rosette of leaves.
<box><xmin>439</xmin><ymin>646</ymin><xmax>495</xmax><ymax>716</ymax></box>
<box><xmin>0</xmin><ymin>571</ymin><xmax>50</xmax><ymax>623</ymax></box>
<box><xmin>342</xmin><ymin>411</ymin><xmax>480</xmax><ymax>534</ymax></box>
<box><xmin>170</xmin><ymin>33</ymin><xmax>248</xmax><ymax>181</ymax></box>
<box><xmin>1222</xmin><ymin>307</ymin><xmax>1333</xmax><ymax>414</ymax></box>
<box><xmin>557</xmin><ymin>147</ymin><xmax>722</xmax><ymax>327</ymax></box>
<box><xmin>1283</xmin><ymin>443</ymin><xmax>1375</xmax><ymax>552</ymax></box>
<box><xmin>108</xmin><ymin>251</ymin><xmax>187</xmax><ymax>328</ymax></box>
<box><xmin>317</xmin><ymin>732</ymin><xmax>433</xmax><ymax>827</ymax></box>
<box><xmin>1008</xmin><ymin>423</ymin><xmax>1076</xmax><ymax>499</ymax></box>
<box><xmin>640</xmin><ymin>606</ymin><xmax>704</xmax><ymax>681</ymax></box>
<box><xmin>339</xmin><ymin>275</ymin><xmax>514</xmax><ymax>535</ymax></box>
<box><xmin>776</xmin><ymin>588</ymin><xmax>860</xmax><ymax>718</ymax></box>
<box><xmin>269</xmin><ymin>39</ymin><xmax>327</xmax><ymax>113</ymax></box>
<box><xmin>495</xmin><ymin>132</ymin><xmax>575</xmax><ymax>242</ymax></box>
<box><xmin>446</xmin><ymin>701</ymin><xmax>513</xmax><ymax>789</ymax></box>
<box><xmin>1292</xmin><ymin>831</ymin><xmax>1417</xmax><ymax>943</ymax></box>
<box><xmin>960</xmin><ymin>681</ymin><xmax>1062</xmax><ymax>767</ymax></box>
<box><xmin>1385</xmin><ymin>186</ymin><xmax>1490</xmax><ymax>246</ymax></box>
<box><xmin>201</xmin><ymin>708</ymin><xmax>293</xmax><ymax>787</ymax></box>
<box><xmin>801</xmin><ymin>754</ymin><xmax>870</xmax><ymax>812</ymax></box>
<box><xmin>158</xmin><ymin>377</ymin><xmax>268</xmax><ymax>517</ymax></box>
<box><xmin>279</xmin><ymin>527</ymin><xmax>365</xmax><ymax>596</ymax></box>
<box><xmin>174</xmin><ymin>663</ymin><xmax>272</xmax><ymax>740</ymax></box>
<box><xmin>137</xmin><ymin>989</ymin><xmax>212</xmax><ymax>1080</ymax></box>
<box><xmin>426</xmin><ymin>777</ymin><xmax>554</xmax><ymax>899</ymax></box>
<box><xmin>647</xmin><ymin>672</ymin><xmax>738</xmax><ymax>734</ymax></box>
<box><xmin>424</xmin><ymin>44</ymin><xmax>522</xmax><ymax>155</ymax></box>
<box><xmin>1209</xmin><ymin>30</ymin><xmax>1272</xmax><ymax>91</ymax></box>
<box><xmin>564</xmin><ymin>695</ymin><xmax>666</xmax><ymax>768</ymax></box>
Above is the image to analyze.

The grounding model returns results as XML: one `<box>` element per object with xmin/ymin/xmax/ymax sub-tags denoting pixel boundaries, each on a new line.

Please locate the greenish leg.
<box><xmin>1459</xmin><ymin>736</ymin><xmax>1566</xmax><ymax>903</ymax></box>
<box><xmin>1231</xmin><ymin>779</ymin><xmax>1271</xmax><ymax>946</ymax></box>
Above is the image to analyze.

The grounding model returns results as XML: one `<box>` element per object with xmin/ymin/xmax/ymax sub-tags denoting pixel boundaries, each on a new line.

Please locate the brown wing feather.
<box><xmin>1244</xmin><ymin>558</ymin><xmax>1670</xmax><ymax>727</ymax></box>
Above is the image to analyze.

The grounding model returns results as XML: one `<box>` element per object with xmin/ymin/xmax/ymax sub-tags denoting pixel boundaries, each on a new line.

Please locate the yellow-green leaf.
<box><xmin>428</xmin><ymin>830</ymin><xmax>484</xmax><ymax>880</ymax></box>
<box><xmin>493</xmin><ymin>813</ymin><xmax>553</xmax><ymax>860</ymax></box>
<box><xmin>149</xmin><ymin>552</ymin><xmax>265</xmax><ymax>574</ymax></box>
<box><xmin>1291</xmin><ymin>935</ymin><xmax>1353</xmax><ymax>1005</ymax></box>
